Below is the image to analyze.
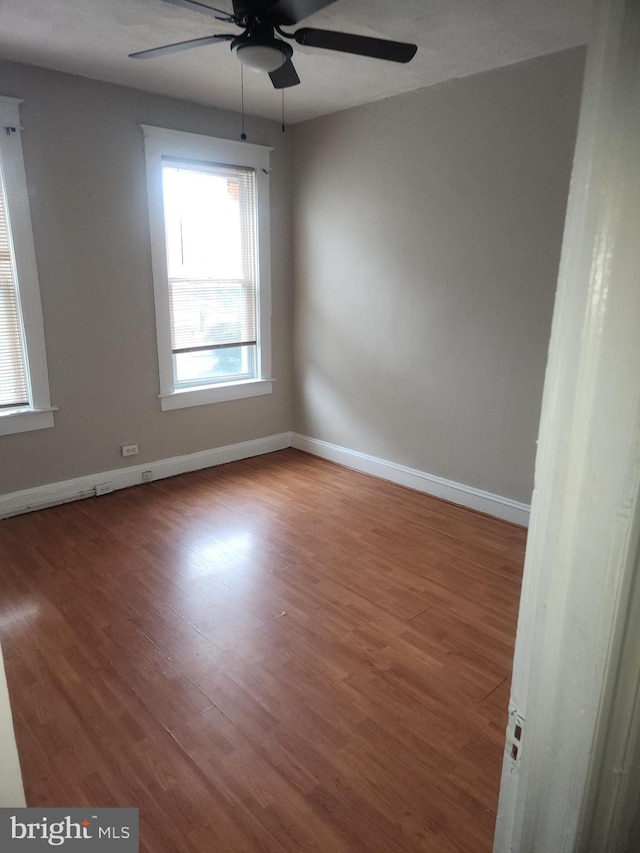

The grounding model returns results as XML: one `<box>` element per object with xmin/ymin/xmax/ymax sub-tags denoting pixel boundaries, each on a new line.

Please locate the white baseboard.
<box><xmin>1</xmin><ymin>430</ymin><xmax>530</xmax><ymax>527</ymax></box>
<box><xmin>291</xmin><ymin>433</ymin><xmax>530</xmax><ymax>527</ymax></box>
<box><xmin>0</xmin><ymin>432</ymin><xmax>292</xmax><ymax>519</ymax></box>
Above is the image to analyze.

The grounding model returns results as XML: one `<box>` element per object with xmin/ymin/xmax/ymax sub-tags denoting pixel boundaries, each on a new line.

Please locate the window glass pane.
<box><xmin>163</xmin><ymin>166</ymin><xmax>245</xmax><ymax>281</ymax></box>
<box><xmin>174</xmin><ymin>345</ymin><xmax>255</xmax><ymax>384</ymax></box>
<box><xmin>161</xmin><ymin>160</ymin><xmax>258</xmax><ymax>386</ymax></box>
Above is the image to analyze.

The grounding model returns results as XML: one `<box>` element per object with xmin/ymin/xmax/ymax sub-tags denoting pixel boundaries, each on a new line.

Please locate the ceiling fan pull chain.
<box><xmin>282</xmin><ymin>88</ymin><xmax>285</xmax><ymax>133</ymax></box>
<box><xmin>240</xmin><ymin>63</ymin><xmax>247</xmax><ymax>140</ymax></box>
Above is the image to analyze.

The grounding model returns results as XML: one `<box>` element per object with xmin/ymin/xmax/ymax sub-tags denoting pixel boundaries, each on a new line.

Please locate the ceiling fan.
<box><xmin>130</xmin><ymin>0</ymin><xmax>417</xmax><ymax>89</ymax></box>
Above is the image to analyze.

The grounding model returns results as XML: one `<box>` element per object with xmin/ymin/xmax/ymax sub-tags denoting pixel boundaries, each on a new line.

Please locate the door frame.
<box><xmin>494</xmin><ymin>0</ymin><xmax>640</xmax><ymax>849</ymax></box>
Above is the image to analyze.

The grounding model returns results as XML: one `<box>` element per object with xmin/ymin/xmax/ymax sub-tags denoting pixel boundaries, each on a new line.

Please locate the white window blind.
<box><xmin>162</xmin><ymin>160</ymin><xmax>257</xmax><ymax>360</ymax></box>
<box><xmin>0</xmin><ymin>148</ymin><xmax>29</xmax><ymax>410</ymax></box>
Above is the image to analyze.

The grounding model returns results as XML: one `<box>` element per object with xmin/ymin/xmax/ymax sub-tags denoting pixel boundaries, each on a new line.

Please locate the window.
<box><xmin>0</xmin><ymin>95</ymin><xmax>54</xmax><ymax>436</ymax></box>
<box><xmin>142</xmin><ymin>126</ymin><xmax>273</xmax><ymax>411</ymax></box>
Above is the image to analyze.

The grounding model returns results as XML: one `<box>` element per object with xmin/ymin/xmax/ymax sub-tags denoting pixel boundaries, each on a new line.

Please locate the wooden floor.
<box><xmin>0</xmin><ymin>449</ymin><xmax>526</xmax><ymax>852</ymax></box>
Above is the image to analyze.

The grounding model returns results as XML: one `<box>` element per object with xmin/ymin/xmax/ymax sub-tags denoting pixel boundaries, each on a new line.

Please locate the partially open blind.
<box><xmin>162</xmin><ymin>160</ymin><xmax>257</xmax><ymax>356</ymax></box>
<box><xmin>0</xmin><ymin>152</ymin><xmax>29</xmax><ymax>409</ymax></box>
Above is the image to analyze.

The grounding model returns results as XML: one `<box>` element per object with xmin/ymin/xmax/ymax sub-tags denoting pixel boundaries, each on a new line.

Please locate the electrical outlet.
<box><xmin>95</xmin><ymin>482</ymin><xmax>113</xmax><ymax>496</ymax></box>
<box><xmin>121</xmin><ymin>444</ymin><xmax>138</xmax><ymax>457</ymax></box>
<box><xmin>141</xmin><ymin>470</ymin><xmax>153</xmax><ymax>482</ymax></box>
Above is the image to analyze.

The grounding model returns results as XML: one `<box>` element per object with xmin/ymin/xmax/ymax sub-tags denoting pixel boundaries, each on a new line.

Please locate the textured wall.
<box><xmin>291</xmin><ymin>48</ymin><xmax>585</xmax><ymax>504</ymax></box>
<box><xmin>0</xmin><ymin>61</ymin><xmax>292</xmax><ymax>493</ymax></box>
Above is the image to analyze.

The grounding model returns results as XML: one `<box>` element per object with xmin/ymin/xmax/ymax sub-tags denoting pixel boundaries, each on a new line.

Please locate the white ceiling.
<box><xmin>0</xmin><ymin>0</ymin><xmax>590</xmax><ymax>124</ymax></box>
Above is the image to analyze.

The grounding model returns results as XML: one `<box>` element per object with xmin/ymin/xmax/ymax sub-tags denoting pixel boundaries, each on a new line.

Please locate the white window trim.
<box><xmin>0</xmin><ymin>96</ymin><xmax>54</xmax><ymax>436</ymax></box>
<box><xmin>142</xmin><ymin>125</ymin><xmax>273</xmax><ymax>411</ymax></box>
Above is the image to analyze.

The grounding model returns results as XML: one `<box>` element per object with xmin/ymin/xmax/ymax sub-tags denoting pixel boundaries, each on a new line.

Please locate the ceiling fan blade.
<box><xmin>265</xmin><ymin>0</ymin><xmax>337</xmax><ymax>26</ymax></box>
<box><xmin>269</xmin><ymin>58</ymin><xmax>301</xmax><ymax>88</ymax></box>
<box><xmin>161</xmin><ymin>0</ymin><xmax>235</xmax><ymax>20</ymax></box>
<box><xmin>129</xmin><ymin>33</ymin><xmax>234</xmax><ymax>59</ymax></box>
<box><xmin>294</xmin><ymin>28</ymin><xmax>417</xmax><ymax>63</ymax></box>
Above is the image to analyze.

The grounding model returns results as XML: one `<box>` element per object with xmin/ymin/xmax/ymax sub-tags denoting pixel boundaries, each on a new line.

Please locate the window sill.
<box><xmin>0</xmin><ymin>407</ymin><xmax>56</xmax><ymax>436</ymax></box>
<box><xmin>159</xmin><ymin>379</ymin><xmax>273</xmax><ymax>411</ymax></box>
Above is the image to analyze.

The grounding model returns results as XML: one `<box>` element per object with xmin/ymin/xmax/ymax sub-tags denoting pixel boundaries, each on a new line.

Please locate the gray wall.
<box><xmin>291</xmin><ymin>48</ymin><xmax>585</xmax><ymax>504</ymax></box>
<box><xmin>1</xmin><ymin>49</ymin><xmax>584</xmax><ymax>505</ymax></box>
<box><xmin>0</xmin><ymin>61</ymin><xmax>292</xmax><ymax>494</ymax></box>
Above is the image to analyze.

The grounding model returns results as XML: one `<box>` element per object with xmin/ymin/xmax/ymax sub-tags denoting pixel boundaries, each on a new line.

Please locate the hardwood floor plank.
<box><xmin>0</xmin><ymin>449</ymin><xmax>526</xmax><ymax>851</ymax></box>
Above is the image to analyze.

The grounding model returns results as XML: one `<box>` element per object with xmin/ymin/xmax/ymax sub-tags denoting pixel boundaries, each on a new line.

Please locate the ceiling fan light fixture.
<box><xmin>232</xmin><ymin>37</ymin><xmax>292</xmax><ymax>73</ymax></box>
